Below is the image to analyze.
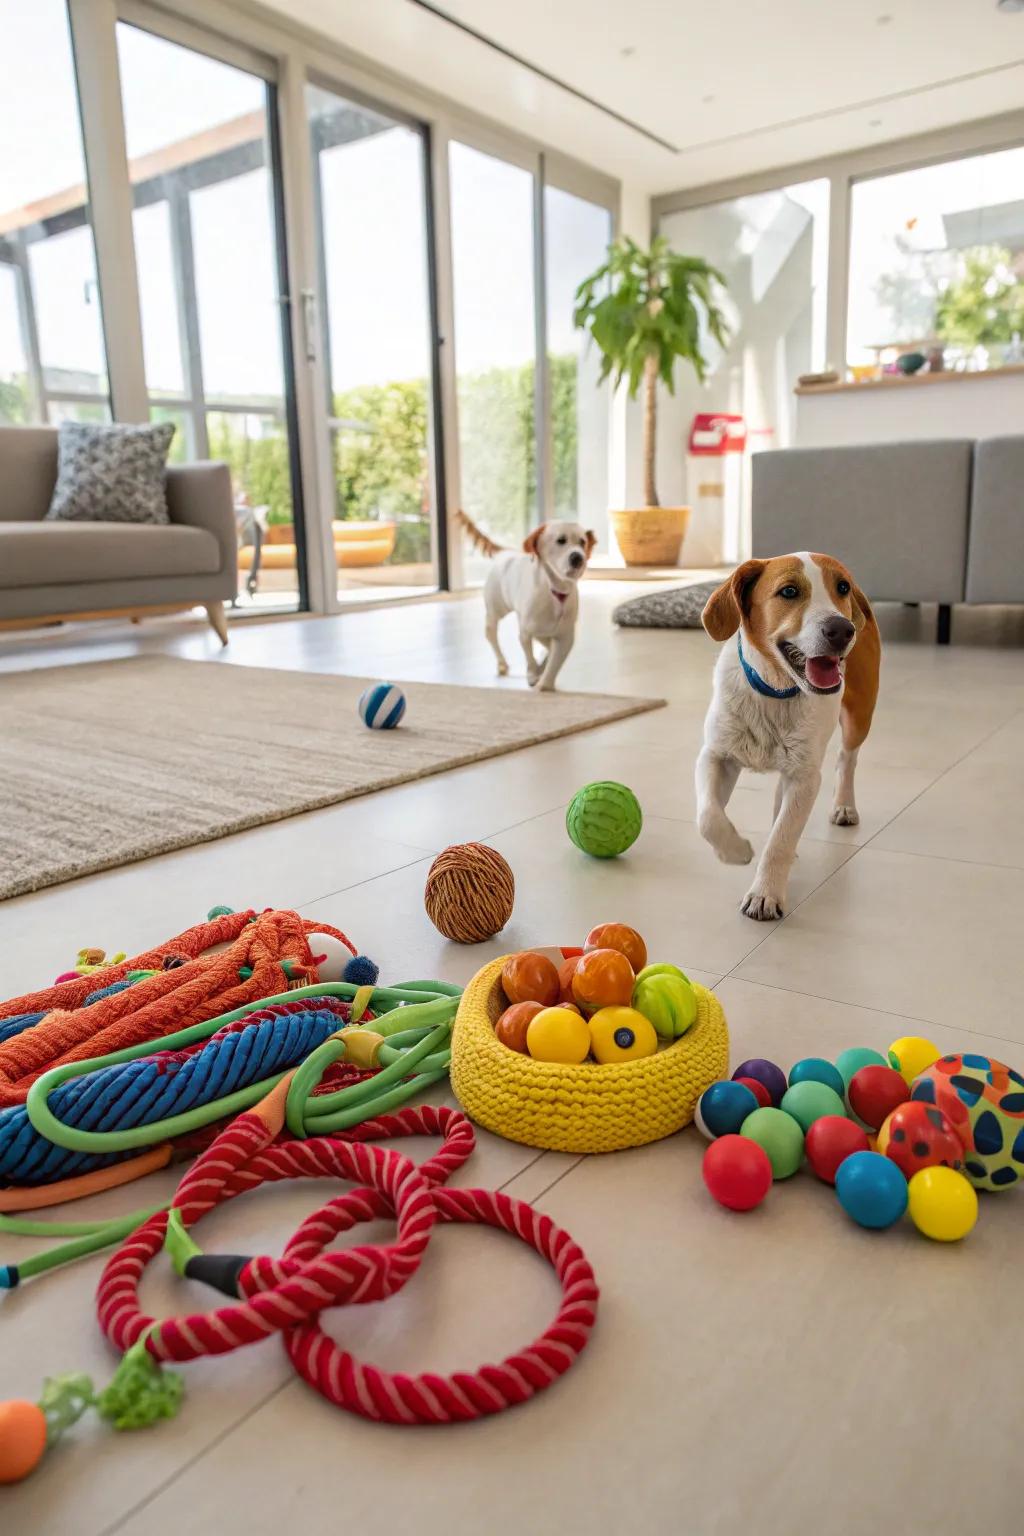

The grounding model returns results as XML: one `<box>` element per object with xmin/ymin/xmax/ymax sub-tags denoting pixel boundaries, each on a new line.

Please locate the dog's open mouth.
<box><xmin>778</xmin><ymin>640</ymin><xmax>843</xmax><ymax>694</ymax></box>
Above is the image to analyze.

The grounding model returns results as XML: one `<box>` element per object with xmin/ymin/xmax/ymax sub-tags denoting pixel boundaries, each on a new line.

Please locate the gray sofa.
<box><xmin>0</xmin><ymin>426</ymin><xmax>237</xmax><ymax>643</ymax></box>
<box><xmin>752</xmin><ymin>436</ymin><xmax>1022</xmax><ymax>643</ymax></box>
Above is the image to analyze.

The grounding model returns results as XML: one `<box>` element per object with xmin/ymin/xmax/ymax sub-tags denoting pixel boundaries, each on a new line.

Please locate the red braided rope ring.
<box><xmin>96</xmin><ymin>1105</ymin><xmax>598</xmax><ymax>1423</ymax></box>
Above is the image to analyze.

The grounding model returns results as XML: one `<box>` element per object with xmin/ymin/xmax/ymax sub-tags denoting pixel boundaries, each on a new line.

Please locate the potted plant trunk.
<box><xmin>574</xmin><ymin>235</ymin><xmax>729</xmax><ymax>566</ymax></box>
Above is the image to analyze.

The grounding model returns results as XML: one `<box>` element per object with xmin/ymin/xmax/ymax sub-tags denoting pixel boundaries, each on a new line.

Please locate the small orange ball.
<box><xmin>572</xmin><ymin>948</ymin><xmax>635</xmax><ymax>1015</ymax></box>
<box><xmin>495</xmin><ymin>1001</ymin><xmax>543</xmax><ymax>1053</ymax></box>
<box><xmin>584</xmin><ymin>923</ymin><xmax>648</xmax><ymax>974</ymax></box>
<box><xmin>0</xmin><ymin>1399</ymin><xmax>47</xmax><ymax>1484</ymax></box>
<box><xmin>501</xmin><ymin>952</ymin><xmax>560</xmax><ymax>1007</ymax></box>
<box><xmin>557</xmin><ymin>955</ymin><xmax>581</xmax><ymax>1005</ymax></box>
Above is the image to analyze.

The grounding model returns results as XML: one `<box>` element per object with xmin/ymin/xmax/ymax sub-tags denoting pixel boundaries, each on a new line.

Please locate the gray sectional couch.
<box><xmin>752</xmin><ymin>436</ymin><xmax>1023</xmax><ymax>643</ymax></box>
<box><xmin>0</xmin><ymin>426</ymin><xmax>237</xmax><ymax>642</ymax></box>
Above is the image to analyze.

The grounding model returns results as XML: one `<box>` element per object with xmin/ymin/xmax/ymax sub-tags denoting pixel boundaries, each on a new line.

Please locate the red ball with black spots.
<box><xmin>877</xmin><ymin>1100</ymin><xmax>964</xmax><ymax>1179</ymax></box>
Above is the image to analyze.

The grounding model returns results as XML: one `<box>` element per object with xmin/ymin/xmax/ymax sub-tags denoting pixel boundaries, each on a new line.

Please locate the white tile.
<box><xmin>872</xmin><ymin>755</ymin><xmax>1024</xmax><ymax>869</ymax></box>
<box><xmin>735</xmin><ymin>846</ymin><xmax>1024</xmax><ymax>1039</ymax></box>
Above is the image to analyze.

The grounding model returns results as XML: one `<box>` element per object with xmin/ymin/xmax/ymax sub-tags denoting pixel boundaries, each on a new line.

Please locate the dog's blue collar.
<box><xmin>737</xmin><ymin>634</ymin><xmax>800</xmax><ymax>699</ymax></box>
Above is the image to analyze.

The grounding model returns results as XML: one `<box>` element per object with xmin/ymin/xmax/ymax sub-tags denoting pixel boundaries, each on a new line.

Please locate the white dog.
<box><xmin>695</xmin><ymin>552</ymin><xmax>880</xmax><ymax>921</ymax></box>
<box><xmin>457</xmin><ymin>513</ymin><xmax>596</xmax><ymax>691</ymax></box>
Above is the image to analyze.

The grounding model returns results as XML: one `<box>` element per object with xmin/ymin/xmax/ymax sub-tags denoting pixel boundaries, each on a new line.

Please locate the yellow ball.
<box><xmin>587</xmin><ymin>1006</ymin><xmax>658</xmax><ymax>1064</ymax></box>
<box><xmin>526</xmin><ymin>1006</ymin><xmax>591</xmax><ymax>1065</ymax></box>
<box><xmin>907</xmin><ymin>1166</ymin><xmax>978</xmax><ymax>1242</ymax></box>
<box><xmin>888</xmin><ymin>1034</ymin><xmax>941</xmax><ymax>1085</ymax></box>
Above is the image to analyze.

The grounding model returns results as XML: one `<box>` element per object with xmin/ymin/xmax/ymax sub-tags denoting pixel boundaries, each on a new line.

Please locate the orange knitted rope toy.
<box><xmin>0</xmin><ymin>909</ymin><xmax>357</xmax><ymax>1109</ymax></box>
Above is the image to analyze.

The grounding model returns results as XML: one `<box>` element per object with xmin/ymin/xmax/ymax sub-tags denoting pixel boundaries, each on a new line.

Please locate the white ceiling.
<box><xmin>273</xmin><ymin>0</ymin><xmax>1024</xmax><ymax>195</ymax></box>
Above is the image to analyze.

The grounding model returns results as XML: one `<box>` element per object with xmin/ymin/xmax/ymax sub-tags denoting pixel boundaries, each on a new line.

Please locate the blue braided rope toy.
<box><xmin>0</xmin><ymin>1004</ymin><xmax>346</xmax><ymax>1186</ymax></box>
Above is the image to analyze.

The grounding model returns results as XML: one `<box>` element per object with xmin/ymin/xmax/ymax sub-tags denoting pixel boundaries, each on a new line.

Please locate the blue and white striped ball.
<box><xmin>358</xmin><ymin>682</ymin><xmax>406</xmax><ymax>730</ymax></box>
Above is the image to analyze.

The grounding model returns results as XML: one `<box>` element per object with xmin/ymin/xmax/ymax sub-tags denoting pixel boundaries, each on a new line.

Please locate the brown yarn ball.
<box><xmin>424</xmin><ymin>842</ymin><xmax>515</xmax><ymax>944</ymax></box>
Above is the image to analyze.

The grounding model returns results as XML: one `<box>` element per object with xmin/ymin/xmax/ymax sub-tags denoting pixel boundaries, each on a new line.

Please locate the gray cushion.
<box><xmin>966</xmin><ymin>436</ymin><xmax>1024</xmax><ymax>604</ymax></box>
<box><xmin>613</xmin><ymin>580</ymin><xmax>720</xmax><ymax>628</ymax></box>
<box><xmin>0</xmin><ymin>426</ymin><xmax>58</xmax><ymax>521</ymax></box>
<box><xmin>45</xmin><ymin>421</ymin><xmax>175</xmax><ymax>525</ymax></box>
<box><xmin>752</xmin><ymin>440</ymin><xmax>972</xmax><ymax>603</ymax></box>
<box><xmin>0</xmin><ymin>520</ymin><xmax>220</xmax><ymax>588</ymax></box>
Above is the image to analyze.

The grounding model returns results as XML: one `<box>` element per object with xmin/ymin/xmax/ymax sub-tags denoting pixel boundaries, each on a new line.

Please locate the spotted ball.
<box><xmin>911</xmin><ymin>1053</ymin><xmax>1024</xmax><ymax>1191</ymax></box>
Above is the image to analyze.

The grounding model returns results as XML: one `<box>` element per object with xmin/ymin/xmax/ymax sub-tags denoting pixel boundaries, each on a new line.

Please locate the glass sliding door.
<box><xmin>0</xmin><ymin>0</ymin><xmax>110</xmax><ymax>424</ymax></box>
<box><xmin>115</xmin><ymin>22</ymin><xmax>300</xmax><ymax>611</ymax></box>
<box><xmin>449</xmin><ymin>141</ymin><xmax>538</xmax><ymax>582</ymax></box>
<box><xmin>543</xmin><ymin>184</ymin><xmax>612</xmax><ymax>548</ymax></box>
<box><xmin>307</xmin><ymin>85</ymin><xmax>438</xmax><ymax>602</ymax></box>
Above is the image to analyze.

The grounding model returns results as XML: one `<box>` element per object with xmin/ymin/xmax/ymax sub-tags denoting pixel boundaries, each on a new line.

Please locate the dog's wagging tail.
<box><xmin>455</xmin><ymin>509</ymin><xmax>505</xmax><ymax>558</ymax></box>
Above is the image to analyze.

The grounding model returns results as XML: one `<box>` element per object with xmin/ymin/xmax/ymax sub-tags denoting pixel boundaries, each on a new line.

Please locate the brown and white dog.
<box><xmin>695</xmin><ymin>552</ymin><xmax>880</xmax><ymax>921</ymax></box>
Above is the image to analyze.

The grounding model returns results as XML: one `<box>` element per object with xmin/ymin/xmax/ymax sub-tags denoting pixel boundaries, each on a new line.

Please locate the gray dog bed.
<box><xmin>613</xmin><ymin>579</ymin><xmax>719</xmax><ymax>629</ymax></box>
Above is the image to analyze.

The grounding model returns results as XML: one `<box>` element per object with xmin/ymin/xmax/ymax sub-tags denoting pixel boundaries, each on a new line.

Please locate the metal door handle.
<box><xmin>300</xmin><ymin>288</ymin><xmax>318</xmax><ymax>362</ymax></box>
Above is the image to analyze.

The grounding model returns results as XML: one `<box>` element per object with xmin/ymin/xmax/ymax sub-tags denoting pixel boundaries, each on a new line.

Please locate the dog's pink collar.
<box><xmin>550</xmin><ymin>588</ymin><xmax>569</xmax><ymax>604</ymax></box>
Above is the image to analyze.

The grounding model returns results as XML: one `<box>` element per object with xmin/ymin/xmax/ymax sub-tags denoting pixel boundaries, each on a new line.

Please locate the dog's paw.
<box><xmin>715</xmin><ymin>834</ymin><xmax>754</xmax><ymax>867</ymax></box>
<box><xmin>496</xmin><ymin>659</ymin><xmax>509</xmax><ymax>676</ymax></box>
<box><xmin>830</xmin><ymin>804</ymin><xmax>859</xmax><ymax>827</ymax></box>
<box><xmin>741</xmin><ymin>885</ymin><xmax>785</xmax><ymax>922</ymax></box>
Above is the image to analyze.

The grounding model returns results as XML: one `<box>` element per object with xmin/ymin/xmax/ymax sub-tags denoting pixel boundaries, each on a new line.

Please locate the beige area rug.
<box><xmin>0</xmin><ymin>657</ymin><xmax>664</xmax><ymax>900</ymax></box>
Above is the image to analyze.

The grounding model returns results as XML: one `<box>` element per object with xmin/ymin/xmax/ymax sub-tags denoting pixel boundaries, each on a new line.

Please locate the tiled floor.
<box><xmin>2</xmin><ymin>589</ymin><xmax>1023</xmax><ymax>1536</ymax></box>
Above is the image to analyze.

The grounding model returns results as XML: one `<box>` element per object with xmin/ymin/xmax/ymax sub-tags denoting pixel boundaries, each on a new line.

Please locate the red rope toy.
<box><xmin>96</xmin><ymin>1090</ymin><xmax>599</xmax><ymax>1425</ymax></box>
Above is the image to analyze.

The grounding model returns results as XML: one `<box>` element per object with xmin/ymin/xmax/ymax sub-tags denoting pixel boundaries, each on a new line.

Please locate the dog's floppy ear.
<box><xmin>701</xmin><ymin>559</ymin><xmax>767</xmax><ymax>642</ymax></box>
<box><xmin>584</xmin><ymin>529</ymin><xmax>597</xmax><ymax>557</ymax></box>
<box><xmin>851</xmin><ymin>580</ymin><xmax>874</xmax><ymax>633</ymax></box>
<box><xmin>523</xmin><ymin>523</ymin><xmax>547</xmax><ymax>557</ymax></box>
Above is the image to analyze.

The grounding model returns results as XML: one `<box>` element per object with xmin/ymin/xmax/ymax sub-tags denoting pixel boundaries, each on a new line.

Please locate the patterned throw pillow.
<box><xmin>45</xmin><ymin>421</ymin><xmax>175</xmax><ymax>525</ymax></box>
<box><xmin>613</xmin><ymin>579</ymin><xmax>721</xmax><ymax>629</ymax></box>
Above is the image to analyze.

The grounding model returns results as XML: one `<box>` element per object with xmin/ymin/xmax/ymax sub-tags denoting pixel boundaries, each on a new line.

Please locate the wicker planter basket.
<box><xmin>449</xmin><ymin>956</ymin><xmax>729</xmax><ymax>1154</ymax></box>
<box><xmin>611</xmin><ymin>506</ymin><xmax>690</xmax><ymax>567</ymax></box>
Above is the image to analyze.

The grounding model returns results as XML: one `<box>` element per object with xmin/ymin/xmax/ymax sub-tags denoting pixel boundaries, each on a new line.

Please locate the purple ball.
<box><xmin>732</xmin><ymin>1058</ymin><xmax>787</xmax><ymax>1107</ymax></box>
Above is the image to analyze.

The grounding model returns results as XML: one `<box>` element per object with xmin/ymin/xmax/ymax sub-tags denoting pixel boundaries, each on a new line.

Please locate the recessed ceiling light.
<box><xmin>997</xmin><ymin>0</ymin><xmax>1024</xmax><ymax>12</ymax></box>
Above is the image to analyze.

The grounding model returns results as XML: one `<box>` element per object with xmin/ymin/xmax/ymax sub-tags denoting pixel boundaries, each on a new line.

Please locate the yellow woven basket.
<box><xmin>450</xmin><ymin>956</ymin><xmax>729</xmax><ymax>1154</ymax></box>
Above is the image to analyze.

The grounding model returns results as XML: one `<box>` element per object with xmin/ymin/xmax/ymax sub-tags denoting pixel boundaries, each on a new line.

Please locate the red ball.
<box><xmin>877</xmin><ymin>1100</ymin><xmax>964</xmax><ymax>1179</ymax></box>
<box><xmin>805</xmin><ymin>1115</ymin><xmax>870</xmax><ymax>1184</ymax></box>
<box><xmin>702</xmin><ymin>1135</ymin><xmax>773</xmax><ymax>1212</ymax></box>
<box><xmin>848</xmin><ymin>1064</ymin><xmax>910</xmax><ymax>1131</ymax></box>
<box><xmin>734</xmin><ymin>1074</ymin><xmax>771</xmax><ymax>1108</ymax></box>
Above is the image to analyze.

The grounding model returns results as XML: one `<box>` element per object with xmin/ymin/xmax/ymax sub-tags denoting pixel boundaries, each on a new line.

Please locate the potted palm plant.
<box><xmin>574</xmin><ymin>235</ymin><xmax>729</xmax><ymax>565</ymax></box>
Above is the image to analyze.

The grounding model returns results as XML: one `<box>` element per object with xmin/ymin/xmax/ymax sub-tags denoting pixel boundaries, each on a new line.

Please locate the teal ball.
<box><xmin>789</xmin><ymin>1057</ymin><xmax>846</xmax><ymax>1098</ymax></box>
<box><xmin>835</xmin><ymin>1046</ymin><xmax>887</xmax><ymax>1088</ymax></box>
<box><xmin>780</xmin><ymin>1081</ymin><xmax>847</xmax><ymax>1134</ymax></box>
<box><xmin>566</xmin><ymin>781</ymin><xmax>642</xmax><ymax>859</ymax></box>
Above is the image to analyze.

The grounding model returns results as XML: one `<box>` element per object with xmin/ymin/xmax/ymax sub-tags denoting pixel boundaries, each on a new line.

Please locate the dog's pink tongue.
<box><xmin>806</xmin><ymin>655</ymin><xmax>840</xmax><ymax>689</ymax></box>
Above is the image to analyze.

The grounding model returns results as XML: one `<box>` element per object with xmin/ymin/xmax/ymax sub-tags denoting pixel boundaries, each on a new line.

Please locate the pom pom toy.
<box><xmin>566</xmin><ymin>781</ymin><xmax>642</xmax><ymax>858</ymax></box>
<box><xmin>358</xmin><ymin>682</ymin><xmax>407</xmax><ymax>729</ymax></box>
<box><xmin>424</xmin><ymin>843</ymin><xmax>515</xmax><ymax>943</ymax></box>
<box><xmin>342</xmin><ymin>954</ymin><xmax>380</xmax><ymax>987</ymax></box>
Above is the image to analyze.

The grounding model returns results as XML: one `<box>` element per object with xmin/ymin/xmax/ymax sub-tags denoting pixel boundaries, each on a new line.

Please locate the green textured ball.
<box><xmin>780</xmin><ymin>1081</ymin><xmax>847</xmax><ymax>1134</ymax></box>
<box><xmin>565</xmin><ymin>781</ymin><xmax>643</xmax><ymax>859</ymax></box>
<box><xmin>740</xmin><ymin>1106</ymin><xmax>805</xmax><ymax>1180</ymax></box>
<box><xmin>835</xmin><ymin>1046</ymin><xmax>887</xmax><ymax>1088</ymax></box>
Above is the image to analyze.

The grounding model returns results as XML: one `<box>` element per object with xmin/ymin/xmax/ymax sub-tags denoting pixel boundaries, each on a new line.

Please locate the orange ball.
<box><xmin>572</xmin><ymin>948</ymin><xmax>635</xmax><ymax>1014</ymax></box>
<box><xmin>495</xmin><ymin>1001</ymin><xmax>543</xmax><ymax>1053</ymax></box>
<box><xmin>558</xmin><ymin>955</ymin><xmax>581</xmax><ymax>1005</ymax></box>
<box><xmin>584</xmin><ymin>923</ymin><xmax>647</xmax><ymax>974</ymax></box>
<box><xmin>0</xmin><ymin>1399</ymin><xmax>47</xmax><ymax>1484</ymax></box>
<box><xmin>501</xmin><ymin>952</ymin><xmax>560</xmax><ymax>1007</ymax></box>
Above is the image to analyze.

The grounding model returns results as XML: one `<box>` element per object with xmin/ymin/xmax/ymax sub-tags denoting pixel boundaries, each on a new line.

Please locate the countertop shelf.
<box><xmin>795</xmin><ymin>364</ymin><xmax>1024</xmax><ymax>396</ymax></box>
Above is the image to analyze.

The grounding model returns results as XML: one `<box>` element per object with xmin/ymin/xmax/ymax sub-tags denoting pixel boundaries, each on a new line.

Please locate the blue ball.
<box><xmin>343</xmin><ymin>954</ymin><xmax>379</xmax><ymax>987</ymax></box>
<box><xmin>835</xmin><ymin>1151</ymin><xmax>908</xmax><ymax>1229</ymax></box>
<box><xmin>695</xmin><ymin>1080</ymin><xmax>760</xmax><ymax>1140</ymax></box>
<box><xmin>358</xmin><ymin>683</ymin><xmax>406</xmax><ymax>730</ymax></box>
<box><xmin>788</xmin><ymin>1056</ymin><xmax>846</xmax><ymax>1098</ymax></box>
